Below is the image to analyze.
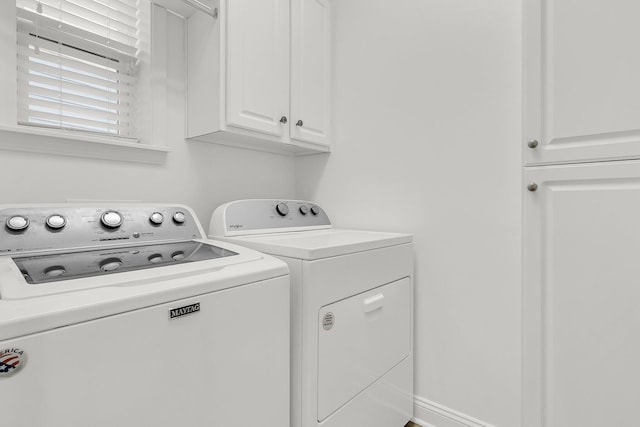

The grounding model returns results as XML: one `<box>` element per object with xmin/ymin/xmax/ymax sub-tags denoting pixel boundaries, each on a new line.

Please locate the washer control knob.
<box><xmin>299</xmin><ymin>205</ymin><xmax>309</xmax><ymax>215</ymax></box>
<box><xmin>44</xmin><ymin>266</ymin><xmax>66</xmax><ymax>278</ymax></box>
<box><xmin>276</xmin><ymin>202</ymin><xmax>289</xmax><ymax>216</ymax></box>
<box><xmin>173</xmin><ymin>211</ymin><xmax>186</xmax><ymax>224</ymax></box>
<box><xmin>310</xmin><ymin>205</ymin><xmax>321</xmax><ymax>215</ymax></box>
<box><xmin>100</xmin><ymin>258</ymin><xmax>122</xmax><ymax>272</ymax></box>
<box><xmin>101</xmin><ymin>211</ymin><xmax>123</xmax><ymax>228</ymax></box>
<box><xmin>149</xmin><ymin>212</ymin><xmax>164</xmax><ymax>225</ymax></box>
<box><xmin>172</xmin><ymin>251</ymin><xmax>186</xmax><ymax>261</ymax></box>
<box><xmin>6</xmin><ymin>216</ymin><xmax>29</xmax><ymax>231</ymax></box>
<box><xmin>148</xmin><ymin>254</ymin><xmax>163</xmax><ymax>264</ymax></box>
<box><xmin>46</xmin><ymin>214</ymin><xmax>66</xmax><ymax>230</ymax></box>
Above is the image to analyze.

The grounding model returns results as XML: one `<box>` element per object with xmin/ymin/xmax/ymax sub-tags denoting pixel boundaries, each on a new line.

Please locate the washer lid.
<box><xmin>217</xmin><ymin>228</ymin><xmax>413</xmax><ymax>260</ymax></box>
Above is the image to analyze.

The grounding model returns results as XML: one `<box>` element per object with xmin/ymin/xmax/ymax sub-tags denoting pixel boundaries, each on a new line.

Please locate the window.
<box><xmin>16</xmin><ymin>0</ymin><xmax>140</xmax><ymax>140</ymax></box>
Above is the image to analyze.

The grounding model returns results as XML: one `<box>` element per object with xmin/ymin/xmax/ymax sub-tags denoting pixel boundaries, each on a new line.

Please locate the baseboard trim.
<box><xmin>413</xmin><ymin>396</ymin><xmax>496</xmax><ymax>427</ymax></box>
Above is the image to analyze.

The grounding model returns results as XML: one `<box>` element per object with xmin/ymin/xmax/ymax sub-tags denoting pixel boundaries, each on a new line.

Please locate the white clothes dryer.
<box><xmin>0</xmin><ymin>204</ymin><xmax>290</xmax><ymax>427</ymax></box>
<box><xmin>210</xmin><ymin>199</ymin><xmax>414</xmax><ymax>427</ymax></box>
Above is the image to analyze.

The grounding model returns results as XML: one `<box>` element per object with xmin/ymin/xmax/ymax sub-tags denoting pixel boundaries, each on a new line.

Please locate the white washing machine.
<box><xmin>210</xmin><ymin>199</ymin><xmax>414</xmax><ymax>427</ymax></box>
<box><xmin>0</xmin><ymin>204</ymin><xmax>290</xmax><ymax>427</ymax></box>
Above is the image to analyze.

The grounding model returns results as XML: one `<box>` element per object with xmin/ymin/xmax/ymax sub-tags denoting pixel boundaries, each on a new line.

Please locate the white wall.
<box><xmin>3</xmin><ymin>3</ymin><xmax>522</xmax><ymax>425</ymax></box>
<box><xmin>295</xmin><ymin>1</ymin><xmax>522</xmax><ymax>426</ymax></box>
<box><xmin>0</xmin><ymin>11</ymin><xmax>295</xmax><ymax>224</ymax></box>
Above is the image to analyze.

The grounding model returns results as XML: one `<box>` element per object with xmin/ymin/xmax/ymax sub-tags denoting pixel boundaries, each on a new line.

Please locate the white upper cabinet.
<box><xmin>290</xmin><ymin>0</ymin><xmax>331</xmax><ymax>146</ymax></box>
<box><xmin>225</xmin><ymin>0</ymin><xmax>289</xmax><ymax>137</ymax></box>
<box><xmin>186</xmin><ymin>0</ymin><xmax>331</xmax><ymax>155</ymax></box>
<box><xmin>524</xmin><ymin>0</ymin><xmax>640</xmax><ymax>165</ymax></box>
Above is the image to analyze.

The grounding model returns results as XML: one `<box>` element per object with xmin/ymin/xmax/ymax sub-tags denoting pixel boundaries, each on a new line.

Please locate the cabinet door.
<box><xmin>225</xmin><ymin>0</ymin><xmax>289</xmax><ymax>137</ymax></box>
<box><xmin>524</xmin><ymin>0</ymin><xmax>640</xmax><ymax>165</ymax></box>
<box><xmin>290</xmin><ymin>0</ymin><xmax>331</xmax><ymax>146</ymax></box>
<box><xmin>523</xmin><ymin>161</ymin><xmax>640</xmax><ymax>427</ymax></box>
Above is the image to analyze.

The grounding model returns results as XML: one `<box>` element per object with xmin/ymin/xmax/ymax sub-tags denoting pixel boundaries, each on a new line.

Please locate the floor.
<box><xmin>406</xmin><ymin>422</ymin><xmax>421</xmax><ymax>427</ymax></box>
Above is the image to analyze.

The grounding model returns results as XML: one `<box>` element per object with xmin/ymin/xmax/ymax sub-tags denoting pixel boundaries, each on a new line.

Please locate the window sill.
<box><xmin>0</xmin><ymin>125</ymin><xmax>170</xmax><ymax>165</ymax></box>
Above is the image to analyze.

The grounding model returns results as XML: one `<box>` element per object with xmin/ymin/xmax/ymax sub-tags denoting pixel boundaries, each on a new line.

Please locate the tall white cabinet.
<box><xmin>186</xmin><ymin>0</ymin><xmax>331</xmax><ymax>155</ymax></box>
<box><xmin>523</xmin><ymin>0</ymin><xmax>640</xmax><ymax>166</ymax></box>
<box><xmin>523</xmin><ymin>162</ymin><xmax>640</xmax><ymax>427</ymax></box>
<box><xmin>523</xmin><ymin>1</ymin><xmax>640</xmax><ymax>426</ymax></box>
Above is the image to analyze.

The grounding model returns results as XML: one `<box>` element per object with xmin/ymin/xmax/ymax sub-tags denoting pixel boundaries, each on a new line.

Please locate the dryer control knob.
<box><xmin>149</xmin><ymin>212</ymin><xmax>164</xmax><ymax>225</ymax></box>
<box><xmin>172</xmin><ymin>251</ymin><xmax>185</xmax><ymax>261</ymax></box>
<box><xmin>276</xmin><ymin>202</ymin><xmax>289</xmax><ymax>216</ymax></box>
<box><xmin>6</xmin><ymin>215</ymin><xmax>29</xmax><ymax>231</ymax></box>
<box><xmin>299</xmin><ymin>205</ymin><xmax>309</xmax><ymax>215</ymax></box>
<box><xmin>101</xmin><ymin>211</ymin><xmax>123</xmax><ymax>229</ymax></box>
<box><xmin>310</xmin><ymin>205</ymin><xmax>321</xmax><ymax>215</ymax></box>
<box><xmin>46</xmin><ymin>214</ymin><xmax>66</xmax><ymax>230</ymax></box>
<box><xmin>173</xmin><ymin>211</ymin><xmax>186</xmax><ymax>224</ymax></box>
<box><xmin>100</xmin><ymin>258</ymin><xmax>122</xmax><ymax>272</ymax></box>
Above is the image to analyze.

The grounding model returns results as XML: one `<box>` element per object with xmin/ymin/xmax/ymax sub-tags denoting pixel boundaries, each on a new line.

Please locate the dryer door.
<box><xmin>317</xmin><ymin>277</ymin><xmax>411</xmax><ymax>421</ymax></box>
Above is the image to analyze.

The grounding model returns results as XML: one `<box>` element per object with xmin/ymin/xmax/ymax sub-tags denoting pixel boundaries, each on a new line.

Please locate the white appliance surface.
<box><xmin>317</xmin><ymin>277</ymin><xmax>412</xmax><ymax>421</ymax></box>
<box><xmin>0</xmin><ymin>204</ymin><xmax>290</xmax><ymax>427</ymax></box>
<box><xmin>226</xmin><ymin>228</ymin><xmax>412</xmax><ymax>260</ymax></box>
<box><xmin>210</xmin><ymin>199</ymin><xmax>414</xmax><ymax>427</ymax></box>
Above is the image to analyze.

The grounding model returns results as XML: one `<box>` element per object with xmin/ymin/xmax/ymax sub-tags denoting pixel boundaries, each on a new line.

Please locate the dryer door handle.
<box><xmin>363</xmin><ymin>293</ymin><xmax>385</xmax><ymax>312</ymax></box>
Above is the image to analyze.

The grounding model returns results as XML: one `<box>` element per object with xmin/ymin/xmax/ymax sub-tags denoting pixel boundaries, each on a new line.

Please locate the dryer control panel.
<box><xmin>210</xmin><ymin>199</ymin><xmax>332</xmax><ymax>236</ymax></box>
<box><xmin>0</xmin><ymin>205</ymin><xmax>202</xmax><ymax>254</ymax></box>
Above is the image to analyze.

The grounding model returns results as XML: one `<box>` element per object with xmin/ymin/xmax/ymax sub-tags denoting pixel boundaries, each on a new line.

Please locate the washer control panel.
<box><xmin>213</xmin><ymin>199</ymin><xmax>331</xmax><ymax>235</ymax></box>
<box><xmin>0</xmin><ymin>205</ymin><xmax>202</xmax><ymax>255</ymax></box>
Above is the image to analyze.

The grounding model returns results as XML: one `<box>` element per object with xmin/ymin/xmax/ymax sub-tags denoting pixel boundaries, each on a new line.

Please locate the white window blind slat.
<box><xmin>17</xmin><ymin>0</ymin><xmax>138</xmax><ymax>36</ymax></box>
<box><xmin>17</xmin><ymin>68</ymin><xmax>134</xmax><ymax>113</ymax></box>
<box><xmin>31</xmin><ymin>0</ymin><xmax>138</xmax><ymax>39</ymax></box>
<box><xmin>17</xmin><ymin>55</ymin><xmax>136</xmax><ymax>89</ymax></box>
<box><xmin>17</xmin><ymin>49</ymin><xmax>136</xmax><ymax>88</ymax></box>
<box><xmin>16</xmin><ymin>0</ymin><xmax>140</xmax><ymax>139</ymax></box>
<box><xmin>92</xmin><ymin>0</ymin><xmax>138</xmax><ymax>18</ymax></box>
<box><xmin>18</xmin><ymin>76</ymin><xmax>131</xmax><ymax>106</ymax></box>
<box><xmin>60</xmin><ymin>0</ymin><xmax>137</xmax><ymax>31</ymax></box>
<box><xmin>16</xmin><ymin>30</ymin><xmax>135</xmax><ymax>69</ymax></box>
<box><xmin>18</xmin><ymin>106</ymin><xmax>132</xmax><ymax>133</ymax></box>
<box><xmin>19</xmin><ymin>97</ymin><xmax>133</xmax><ymax>121</ymax></box>
<box><xmin>17</xmin><ymin>8</ymin><xmax>137</xmax><ymax>58</ymax></box>
<box><xmin>18</xmin><ymin>81</ymin><xmax>131</xmax><ymax>110</ymax></box>
<box><xmin>19</xmin><ymin>0</ymin><xmax>138</xmax><ymax>23</ymax></box>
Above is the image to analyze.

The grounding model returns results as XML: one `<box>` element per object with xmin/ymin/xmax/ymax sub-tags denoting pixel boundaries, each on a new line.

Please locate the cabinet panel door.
<box><xmin>290</xmin><ymin>0</ymin><xmax>330</xmax><ymax>146</ymax></box>
<box><xmin>524</xmin><ymin>0</ymin><xmax>640</xmax><ymax>165</ymax></box>
<box><xmin>523</xmin><ymin>161</ymin><xmax>640</xmax><ymax>427</ymax></box>
<box><xmin>225</xmin><ymin>0</ymin><xmax>289</xmax><ymax>137</ymax></box>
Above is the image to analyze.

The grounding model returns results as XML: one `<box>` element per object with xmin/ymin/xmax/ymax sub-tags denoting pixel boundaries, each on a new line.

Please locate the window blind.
<box><xmin>16</xmin><ymin>0</ymin><xmax>140</xmax><ymax>139</ymax></box>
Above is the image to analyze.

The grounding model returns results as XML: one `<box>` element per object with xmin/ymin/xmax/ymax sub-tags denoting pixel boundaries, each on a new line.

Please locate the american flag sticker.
<box><xmin>0</xmin><ymin>348</ymin><xmax>27</xmax><ymax>378</ymax></box>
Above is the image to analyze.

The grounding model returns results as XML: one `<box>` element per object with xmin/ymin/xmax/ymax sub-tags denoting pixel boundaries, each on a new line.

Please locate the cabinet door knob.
<box><xmin>527</xmin><ymin>182</ymin><xmax>538</xmax><ymax>192</ymax></box>
<box><xmin>528</xmin><ymin>139</ymin><xmax>539</xmax><ymax>148</ymax></box>
<box><xmin>296</xmin><ymin>120</ymin><xmax>303</xmax><ymax>127</ymax></box>
<box><xmin>280</xmin><ymin>116</ymin><xmax>288</xmax><ymax>124</ymax></box>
